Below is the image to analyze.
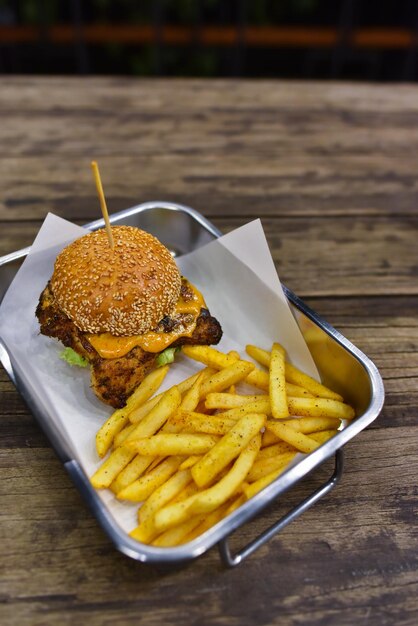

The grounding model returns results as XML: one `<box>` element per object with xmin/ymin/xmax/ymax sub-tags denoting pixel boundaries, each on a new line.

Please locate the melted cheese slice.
<box><xmin>87</xmin><ymin>281</ymin><xmax>205</xmax><ymax>359</ymax></box>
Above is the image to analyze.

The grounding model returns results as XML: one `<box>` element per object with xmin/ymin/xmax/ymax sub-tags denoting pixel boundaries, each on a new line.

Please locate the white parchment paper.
<box><xmin>0</xmin><ymin>213</ymin><xmax>318</xmax><ymax>533</ymax></box>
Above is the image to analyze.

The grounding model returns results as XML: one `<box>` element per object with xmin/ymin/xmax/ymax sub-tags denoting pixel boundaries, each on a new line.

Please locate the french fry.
<box><xmin>110</xmin><ymin>455</ymin><xmax>154</xmax><ymax>494</ymax></box>
<box><xmin>120</xmin><ymin>392</ymin><xmax>207</xmax><ymax>447</ymax></box>
<box><xmin>179</xmin><ymin>371</ymin><xmax>205</xmax><ymax>411</ymax></box>
<box><xmin>183</xmin><ymin>499</ymin><xmax>235</xmax><ymax>542</ymax></box>
<box><xmin>194</xmin><ymin>400</ymin><xmax>212</xmax><ymax>415</ymax></box>
<box><xmin>125</xmin><ymin>386</ymin><xmax>181</xmax><ymax>443</ymax></box>
<box><xmin>117</xmin><ymin>456</ymin><xmax>184</xmax><ymax>502</ymax></box>
<box><xmin>169</xmin><ymin>410</ymin><xmax>237</xmax><ymax>435</ymax></box>
<box><xmin>245</xmin><ymin>368</ymin><xmax>269</xmax><ymax>391</ymax></box>
<box><xmin>95</xmin><ymin>365</ymin><xmax>170</xmax><ymax>457</ymax></box>
<box><xmin>189</xmin><ymin>434</ymin><xmax>262</xmax><ymax>514</ymax></box>
<box><xmin>145</xmin><ymin>401</ymin><xmax>212</xmax><ymax>470</ymax></box>
<box><xmin>205</xmin><ymin>392</ymin><xmax>269</xmax><ymax>410</ymax></box>
<box><xmin>245</xmin><ymin>373</ymin><xmax>311</xmax><ymax>397</ymax></box>
<box><xmin>246</xmin><ymin>451</ymin><xmax>297</xmax><ymax>482</ymax></box>
<box><xmin>246</xmin><ymin>344</ymin><xmax>270</xmax><ymax>368</ymax></box>
<box><xmin>143</xmin><ymin>455</ymin><xmax>165</xmax><ymax>474</ymax></box>
<box><xmin>215</xmin><ymin>398</ymin><xmax>271</xmax><ymax>420</ymax></box>
<box><xmin>265</xmin><ymin>420</ymin><xmax>320</xmax><ymax>454</ymax></box>
<box><xmin>191</xmin><ymin>413</ymin><xmax>266</xmax><ymax>488</ymax></box>
<box><xmin>124</xmin><ymin>365</ymin><xmax>170</xmax><ymax>412</ymax></box>
<box><xmin>256</xmin><ymin>440</ymin><xmax>297</xmax><ymax>459</ymax></box>
<box><xmin>287</xmin><ymin>397</ymin><xmax>354</xmax><ymax>420</ymax></box>
<box><xmin>285</xmin><ymin>362</ymin><xmax>343</xmax><ymax>402</ymax></box>
<box><xmin>224</xmin><ymin>493</ymin><xmax>247</xmax><ymax>515</ymax></box>
<box><xmin>169</xmin><ymin>480</ymin><xmax>200</xmax><ymax>505</ymax></box>
<box><xmin>286</xmin><ymin>383</ymin><xmax>315</xmax><ymax>398</ymax></box>
<box><xmin>102</xmin><ymin>387</ymin><xmax>182</xmax><ymax>492</ymax></box>
<box><xmin>139</xmin><ymin>469</ymin><xmax>193</xmax><ymax>524</ymax></box>
<box><xmin>280</xmin><ymin>416</ymin><xmax>341</xmax><ymax>433</ymax></box>
<box><xmin>95</xmin><ymin>411</ymin><xmax>129</xmax><ymax>460</ymax></box>
<box><xmin>176</xmin><ymin>369</ymin><xmax>215</xmax><ymax>395</ymax></box>
<box><xmin>199</xmin><ymin>360</ymin><xmax>255</xmax><ymax>397</ymax></box>
<box><xmin>91</xmin><ymin>446</ymin><xmax>136</xmax><ymax>489</ymax></box>
<box><xmin>243</xmin><ymin>462</ymin><xmax>292</xmax><ymax>499</ymax></box>
<box><xmin>153</xmin><ymin>491</ymin><xmax>200</xmax><ymax>532</ymax></box>
<box><xmin>132</xmin><ymin>475</ymin><xmax>199</xmax><ymax>542</ymax></box>
<box><xmin>183</xmin><ymin>345</ymin><xmax>270</xmax><ymax>392</ymax></box>
<box><xmin>128</xmin><ymin>394</ymin><xmax>161</xmax><ymax>425</ymax></box>
<box><xmin>159</xmin><ymin>412</ymin><xmax>187</xmax><ymax>435</ymax></box>
<box><xmin>269</xmin><ymin>343</ymin><xmax>289</xmax><ymax>419</ymax></box>
<box><xmin>130</xmin><ymin>521</ymin><xmax>159</xmax><ymax>545</ymax></box>
<box><xmin>178</xmin><ymin>455</ymin><xmax>202</xmax><ymax>470</ymax></box>
<box><xmin>154</xmin><ymin>435</ymin><xmax>261</xmax><ymax>531</ymax></box>
<box><xmin>113</xmin><ymin>421</ymin><xmax>137</xmax><ymax>447</ymax></box>
<box><xmin>261</xmin><ymin>428</ymin><xmax>281</xmax><ymax>447</ymax></box>
<box><xmin>182</xmin><ymin>345</ymin><xmax>236</xmax><ymax>370</ymax></box>
<box><xmin>247</xmin><ymin>343</ymin><xmax>344</xmax><ymax>402</ymax></box>
<box><xmin>125</xmin><ymin>433</ymin><xmax>220</xmax><ymax>457</ymax></box>
<box><xmin>309</xmin><ymin>429</ymin><xmax>339</xmax><ymax>444</ymax></box>
<box><xmin>128</xmin><ymin>370</ymin><xmax>206</xmax><ymax>424</ymax></box>
<box><xmin>152</xmin><ymin>514</ymin><xmax>206</xmax><ymax>547</ymax></box>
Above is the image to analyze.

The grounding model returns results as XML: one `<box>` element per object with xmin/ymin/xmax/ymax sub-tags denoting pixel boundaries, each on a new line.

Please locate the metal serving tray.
<box><xmin>0</xmin><ymin>201</ymin><xmax>385</xmax><ymax>567</ymax></box>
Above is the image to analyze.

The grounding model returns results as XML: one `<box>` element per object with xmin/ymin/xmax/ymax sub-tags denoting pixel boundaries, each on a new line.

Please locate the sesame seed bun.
<box><xmin>50</xmin><ymin>226</ymin><xmax>182</xmax><ymax>336</ymax></box>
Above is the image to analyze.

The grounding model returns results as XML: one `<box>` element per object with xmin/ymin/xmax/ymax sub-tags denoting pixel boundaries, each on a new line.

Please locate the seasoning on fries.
<box><xmin>90</xmin><ymin>342</ymin><xmax>355</xmax><ymax>547</ymax></box>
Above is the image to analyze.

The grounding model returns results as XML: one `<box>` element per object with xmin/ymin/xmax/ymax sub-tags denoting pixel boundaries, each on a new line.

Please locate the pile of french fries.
<box><xmin>91</xmin><ymin>343</ymin><xmax>355</xmax><ymax>547</ymax></box>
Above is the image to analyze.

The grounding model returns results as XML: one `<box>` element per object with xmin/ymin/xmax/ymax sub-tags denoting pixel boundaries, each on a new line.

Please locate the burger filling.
<box><xmin>36</xmin><ymin>277</ymin><xmax>222</xmax><ymax>408</ymax></box>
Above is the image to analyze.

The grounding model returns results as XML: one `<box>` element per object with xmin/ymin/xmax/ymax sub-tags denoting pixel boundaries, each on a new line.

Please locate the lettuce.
<box><xmin>155</xmin><ymin>346</ymin><xmax>180</xmax><ymax>368</ymax></box>
<box><xmin>61</xmin><ymin>345</ymin><xmax>179</xmax><ymax>369</ymax></box>
<box><xmin>60</xmin><ymin>347</ymin><xmax>89</xmax><ymax>368</ymax></box>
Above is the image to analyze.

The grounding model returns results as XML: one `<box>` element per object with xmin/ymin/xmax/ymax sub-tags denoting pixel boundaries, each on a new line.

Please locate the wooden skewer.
<box><xmin>91</xmin><ymin>160</ymin><xmax>114</xmax><ymax>249</ymax></box>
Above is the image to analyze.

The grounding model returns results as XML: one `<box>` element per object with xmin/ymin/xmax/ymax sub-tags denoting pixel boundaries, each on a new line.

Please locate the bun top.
<box><xmin>51</xmin><ymin>226</ymin><xmax>182</xmax><ymax>336</ymax></box>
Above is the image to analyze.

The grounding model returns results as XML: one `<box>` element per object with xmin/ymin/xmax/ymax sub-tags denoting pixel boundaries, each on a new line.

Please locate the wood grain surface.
<box><xmin>0</xmin><ymin>77</ymin><xmax>417</xmax><ymax>626</ymax></box>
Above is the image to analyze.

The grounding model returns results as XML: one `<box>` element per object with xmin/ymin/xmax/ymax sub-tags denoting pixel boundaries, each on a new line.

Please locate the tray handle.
<box><xmin>218</xmin><ymin>449</ymin><xmax>344</xmax><ymax>568</ymax></box>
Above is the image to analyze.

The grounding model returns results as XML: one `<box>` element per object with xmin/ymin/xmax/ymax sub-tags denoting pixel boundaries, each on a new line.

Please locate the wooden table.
<box><xmin>1</xmin><ymin>77</ymin><xmax>417</xmax><ymax>626</ymax></box>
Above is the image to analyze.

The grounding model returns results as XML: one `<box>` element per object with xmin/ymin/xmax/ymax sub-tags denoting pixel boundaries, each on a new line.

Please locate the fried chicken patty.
<box><xmin>36</xmin><ymin>283</ymin><xmax>222</xmax><ymax>408</ymax></box>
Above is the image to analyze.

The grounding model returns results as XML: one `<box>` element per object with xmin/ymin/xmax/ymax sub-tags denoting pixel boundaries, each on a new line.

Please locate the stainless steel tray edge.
<box><xmin>0</xmin><ymin>201</ymin><xmax>385</xmax><ymax>567</ymax></box>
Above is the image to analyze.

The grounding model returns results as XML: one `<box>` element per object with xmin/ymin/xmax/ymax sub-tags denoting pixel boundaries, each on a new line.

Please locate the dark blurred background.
<box><xmin>1</xmin><ymin>0</ymin><xmax>418</xmax><ymax>81</ymax></box>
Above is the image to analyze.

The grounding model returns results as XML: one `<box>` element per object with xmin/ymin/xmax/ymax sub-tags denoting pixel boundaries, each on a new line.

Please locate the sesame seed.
<box><xmin>50</xmin><ymin>225</ymin><xmax>181</xmax><ymax>336</ymax></box>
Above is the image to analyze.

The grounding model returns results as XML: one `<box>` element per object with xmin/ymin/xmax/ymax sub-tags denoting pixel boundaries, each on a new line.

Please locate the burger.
<box><xmin>36</xmin><ymin>225</ymin><xmax>222</xmax><ymax>408</ymax></box>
